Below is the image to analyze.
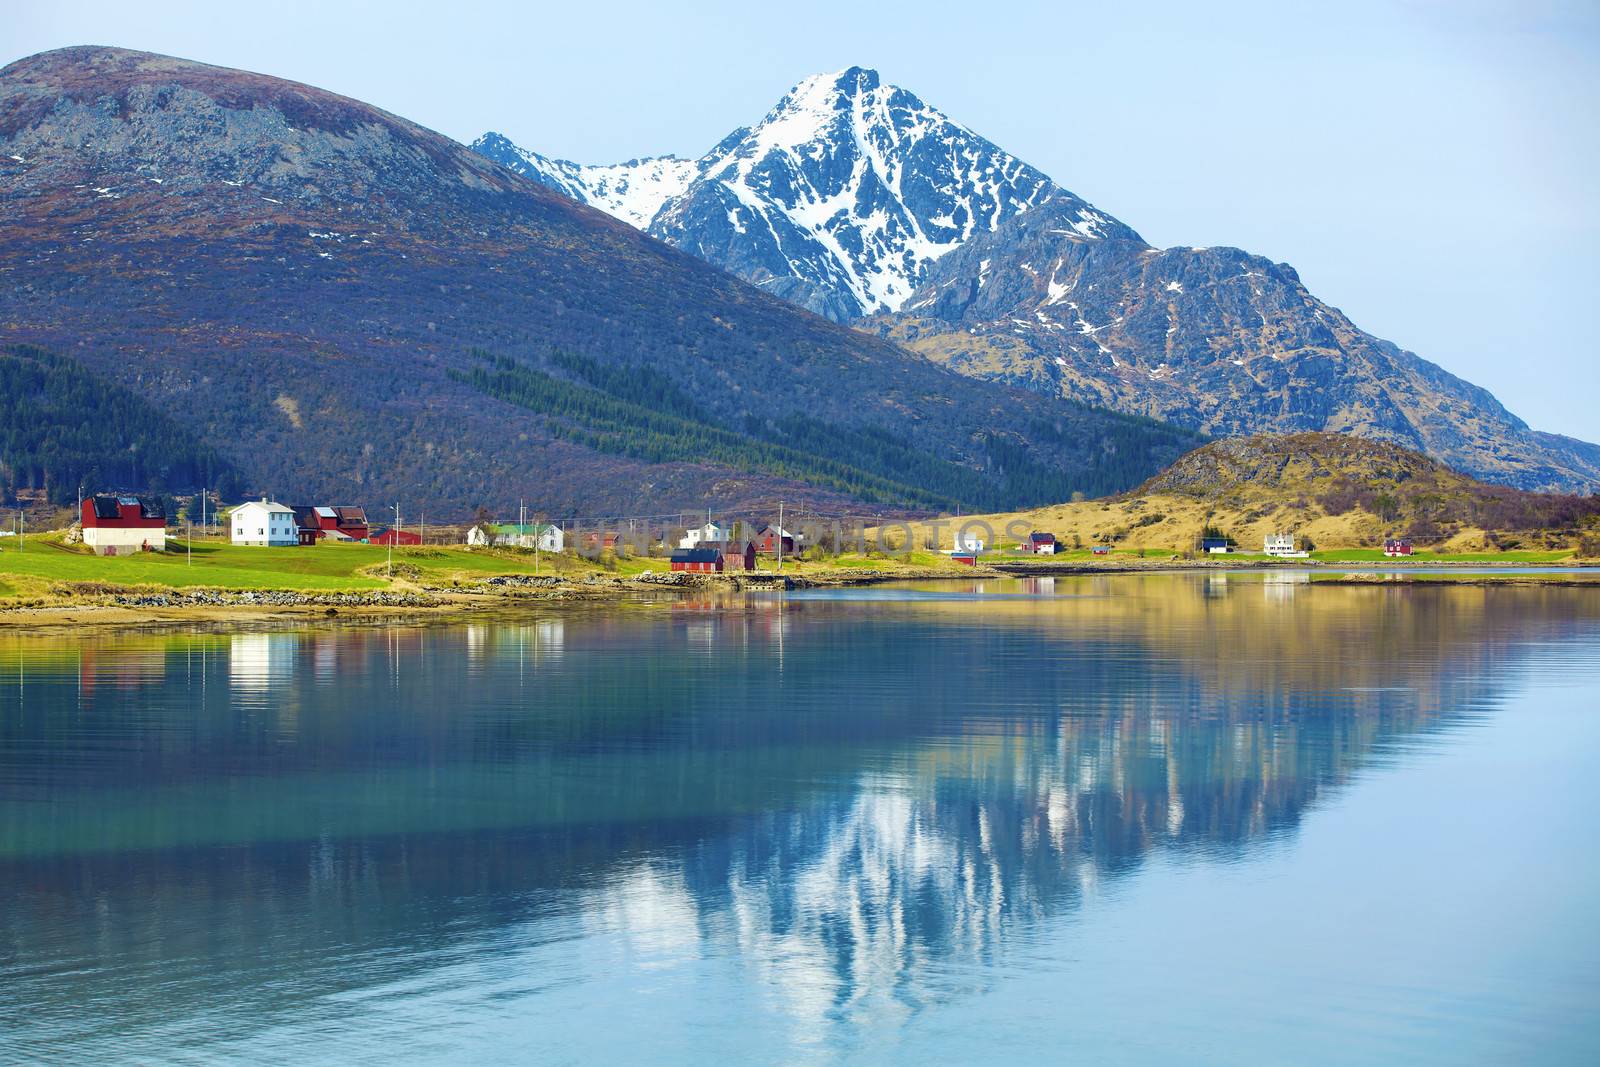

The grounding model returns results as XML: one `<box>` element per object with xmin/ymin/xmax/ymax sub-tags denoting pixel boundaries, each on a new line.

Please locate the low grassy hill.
<box><xmin>899</xmin><ymin>433</ymin><xmax>1600</xmax><ymax>556</ymax></box>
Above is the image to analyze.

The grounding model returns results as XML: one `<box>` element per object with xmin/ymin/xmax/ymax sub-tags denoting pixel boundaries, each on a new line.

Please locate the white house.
<box><xmin>468</xmin><ymin>523</ymin><xmax>563</xmax><ymax>552</ymax></box>
<box><xmin>953</xmin><ymin>531</ymin><xmax>987</xmax><ymax>553</ymax></box>
<box><xmin>679</xmin><ymin>522</ymin><xmax>726</xmax><ymax>550</ymax></box>
<box><xmin>1263</xmin><ymin>533</ymin><xmax>1308</xmax><ymax>558</ymax></box>
<box><xmin>231</xmin><ymin>499</ymin><xmax>298</xmax><ymax>546</ymax></box>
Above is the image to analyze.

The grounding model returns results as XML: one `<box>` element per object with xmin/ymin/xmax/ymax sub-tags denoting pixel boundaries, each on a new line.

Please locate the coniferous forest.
<box><xmin>0</xmin><ymin>344</ymin><xmax>238</xmax><ymax>505</ymax></box>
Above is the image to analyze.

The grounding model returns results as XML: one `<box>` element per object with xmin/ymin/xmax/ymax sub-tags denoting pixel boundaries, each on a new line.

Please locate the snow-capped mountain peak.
<box><xmin>474</xmin><ymin>69</ymin><xmax>1138</xmax><ymax>320</ymax></box>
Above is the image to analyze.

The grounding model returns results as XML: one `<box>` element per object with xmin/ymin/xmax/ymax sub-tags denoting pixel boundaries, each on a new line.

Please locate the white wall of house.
<box><xmin>680</xmin><ymin>522</ymin><xmax>725</xmax><ymax>549</ymax></box>
<box><xmin>82</xmin><ymin>526</ymin><xmax>166</xmax><ymax>555</ymax></box>
<box><xmin>231</xmin><ymin>500</ymin><xmax>298</xmax><ymax>546</ymax></box>
<box><xmin>468</xmin><ymin>524</ymin><xmax>564</xmax><ymax>551</ymax></box>
<box><xmin>954</xmin><ymin>532</ymin><xmax>986</xmax><ymax>552</ymax></box>
<box><xmin>1263</xmin><ymin>534</ymin><xmax>1306</xmax><ymax>557</ymax></box>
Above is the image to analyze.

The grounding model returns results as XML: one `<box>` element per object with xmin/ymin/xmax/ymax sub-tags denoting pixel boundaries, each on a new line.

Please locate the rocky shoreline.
<box><xmin>2</xmin><ymin>560</ymin><xmax>1595</xmax><ymax>632</ymax></box>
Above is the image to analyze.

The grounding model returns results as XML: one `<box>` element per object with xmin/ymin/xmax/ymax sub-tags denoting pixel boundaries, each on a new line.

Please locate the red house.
<box><xmin>1384</xmin><ymin>538</ymin><xmax>1414</xmax><ymax>557</ymax></box>
<box><xmin>80</xmin><ymin>495</ymin><xmax>167</xmax><ymax>555</ymax></box>
<box><xmin>952</xmin><ymin>552</ymin><xmax>979</xmax><ymax>567</ymax></box>
<box><xmin>753</xmin><ymin>525</ymin><xmax>797</xmax><ymax>556</ymax></box>
<box><xmin>1027</xmin><ymin>532</ymin><xmax>1058</xmax><ymax>555</ymax></box>
<box><xmin>290</xmin><ymin>506</ymin><xmax>321</xmax><ymax>546</ymax></box>
<box><xmin>369</xmin><ymin>527</ymin><xmax>421</xmax><ymax>546</ymax></box>
<box><xmin>1090</xmin><ymin>545</ymin><xmax>1112</xmax><ymax>556</ymax></box>
<box><xmin>670</xmin><ymin>548</ymin><xmax>722</xmax><ymax>573</ymax></box>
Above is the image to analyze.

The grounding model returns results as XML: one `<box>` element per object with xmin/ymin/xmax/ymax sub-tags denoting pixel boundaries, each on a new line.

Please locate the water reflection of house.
<box><xmin>229</xmin><ymin>633</ymin><xmax>297</xmax><ymax>693</ymax></box>
<box><xmin>77</xmin><ymin>647</ymin><xmax>167</xmax><ymax>695</ymax></box>
<box><xmin>1261</xmin><ymin>571</ymin><xmax>1310</xmax><ymax>601</ymax></box>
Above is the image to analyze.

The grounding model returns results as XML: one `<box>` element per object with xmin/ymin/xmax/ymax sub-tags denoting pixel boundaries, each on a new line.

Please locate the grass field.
<box><xmin>1308</xmin><ymin>549</ymin><xmax>1575</xmax><ymax>563</ymax></box>
<box><xmin>0</xmin><ymin>535</ymin><xmax>972</xmax><ymax>601</ymax></box>
<box><xmin>0</xmin><ymin>537</ymin><xmax>579</xmax><ymax>597</ymax></box>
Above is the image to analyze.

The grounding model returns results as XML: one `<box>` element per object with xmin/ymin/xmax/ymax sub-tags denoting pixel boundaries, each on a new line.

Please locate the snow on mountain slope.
<box><xmin>471</xmin><ymin>132</ymin><xmax>695</xmax><ymax>230</ymax></box>
<box><xmin>474</xmin><ymin>68</ymin><xmax>1136</xmax><ymax>321</ymax></box>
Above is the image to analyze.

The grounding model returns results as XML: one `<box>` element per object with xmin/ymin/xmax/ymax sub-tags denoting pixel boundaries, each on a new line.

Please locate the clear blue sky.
<box><xmin>9</xmin><ymin>0</ymin><xmax>1598</xmax><ymax>442</ymax></box>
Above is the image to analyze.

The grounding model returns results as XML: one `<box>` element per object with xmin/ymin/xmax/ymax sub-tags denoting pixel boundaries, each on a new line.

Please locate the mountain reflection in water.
<box><xmin>1</xmin><ymin>575</ymin><xmax>1597</xmax><ymax>1060</ymax></box>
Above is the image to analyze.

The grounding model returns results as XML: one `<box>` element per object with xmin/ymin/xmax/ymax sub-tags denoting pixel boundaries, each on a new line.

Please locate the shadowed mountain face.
<box><xmin>0</xmin><ymin>48</ymin><xmax>1197</xmax><ymax>515</ymax></box>
<box><xmin>477</xmin><ymin>71</ymin><xmax>1600</xmax><ymax>493</ymax></box>
<box><xmin>877</xmin><ymin>201</ymin><xmax>1600</xmax><ymax>493</ymax></box>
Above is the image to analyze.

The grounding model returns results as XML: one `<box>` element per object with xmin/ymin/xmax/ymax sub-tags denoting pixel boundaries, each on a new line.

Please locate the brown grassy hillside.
<box><xmin>897</xmin><ymin>433</ymin><xmax>1600</xmax><ymax>553</ymax></box>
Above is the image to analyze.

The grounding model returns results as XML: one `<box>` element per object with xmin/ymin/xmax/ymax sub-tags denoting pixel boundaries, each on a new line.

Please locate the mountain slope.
<box><xmin>477</xmin><ymin>70</ymin><xmax>1600</xmax><ymax>493</ymax></box>
<box><xmin>0</xmin><ymin>47</ymin><xmax>1198</xmax><ymax>517</ymax></box>
<box><xmin>875</xmin><ymin>200</ymin><xmax>1600</xmax><ymax>492</ymax></box>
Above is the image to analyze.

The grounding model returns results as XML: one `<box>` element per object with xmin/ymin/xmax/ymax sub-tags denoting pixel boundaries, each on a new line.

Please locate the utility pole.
<box><xmin>776</xmin><ymin>500</ymin><xmax>784</xmax><ymax>572</ymax></box>
<box><xmin>388</xmin><ymin>501</ymin><xmax>398</xmax><ymax>576</ymax></box>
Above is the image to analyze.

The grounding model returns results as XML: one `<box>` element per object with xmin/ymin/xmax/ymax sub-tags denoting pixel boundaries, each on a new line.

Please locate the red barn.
<box><xmin>670</xmin><ymin>548</ymin><xmax>722</xmax><ymax>573</ymax></box>
<box><xmin>952</xmin><ymin>551</ymin><xmax>979</xmax><ymax>567</ymax></box>
<box><xmin>290</xmin><ymin>506</ymin><xmax>322</xmax><ymax>546</ymax></box>
<box><xmin>323</xmin><ymin>506</ymin><xmax>369</xmax><ymax>540</ymax></box>
<box><xmin>1384</xmin><ymin>538</ymin><xmax>1414</xmax><ymax>557</ymax></box>
<box><xmin>80</xmin><ymin>495</ymin><xmax>167</xmax><ymax>555</ymax></box>
<box><xmin>291</xmin><ymin>505</ymin><xmax>370</xmax><ymax>543</ymax></box>
<box><xmin>721</xmin><ymin>542</ymin><xmax>758</xmax><ymax>571</ymax></box>
<box><xmin>369</xmin><ymin>527</ymin><xmax>421</xmax><ymax>546</ymax></box>
<box><xmin>1027</xmin><ymin>532</ymin><xmax>1058</xmax><ymax>555</ymax></box>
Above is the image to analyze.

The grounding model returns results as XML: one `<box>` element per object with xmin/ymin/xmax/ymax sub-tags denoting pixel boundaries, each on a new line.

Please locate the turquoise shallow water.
<box><xmin>2</xmin><ymin>574</ymin><xmax>1598</xmax><ymax>1064</ymax></box>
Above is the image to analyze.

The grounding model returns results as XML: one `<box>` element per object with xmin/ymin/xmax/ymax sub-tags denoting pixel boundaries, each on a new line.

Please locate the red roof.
<box><xmin>80</xmin><ymin>495</ymin><xmax>165</xmax><ymax>529</ymax></box>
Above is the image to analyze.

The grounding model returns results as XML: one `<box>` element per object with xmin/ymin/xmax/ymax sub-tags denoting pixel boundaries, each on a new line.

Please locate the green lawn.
<box><xmin>1011</xmin><ymin>548</ymin><xmax>1179</xmax><ymax>562</ymax></box>
<box><xmin>0</xmin><ymin>537</ymin><xmax>569</xmax><ymax>593</ymax></box>
<box><xmin>1310</xmin><ymin>549</ymin><xmax>1575</xmax><ymax>563</ymax></box>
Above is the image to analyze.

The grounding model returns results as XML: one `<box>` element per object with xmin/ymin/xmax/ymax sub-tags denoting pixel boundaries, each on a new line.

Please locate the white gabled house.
<box><xmin>468</xmin><ymin>523</ymin><xmax>564</xmax><ymax>551</ymax></box>
<box><xmin>953</xmin><ymin>531</ymin><xmax>986</xmax><ymax>553</ymax></box>
<box><xmin>1263</xmin><ymin>533</ymin><xmax>1308</xmax><ymax>558</ymax></box>
<box><xmin>679</xmin><ymin>522</ymin><xmax>726</xmax><ymax>550</ymax></box>
<box><xmin>231</xmin><ymin>499</ymin><xmax>298</xmax><ymax>546</ymax></box>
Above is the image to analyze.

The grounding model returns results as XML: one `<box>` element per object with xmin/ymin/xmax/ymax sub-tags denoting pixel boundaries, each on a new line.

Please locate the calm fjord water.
<box><xmin>2</xmin><ymin>574</ymin><xmax>1598</xmax><ymax>1064</ymax></box>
